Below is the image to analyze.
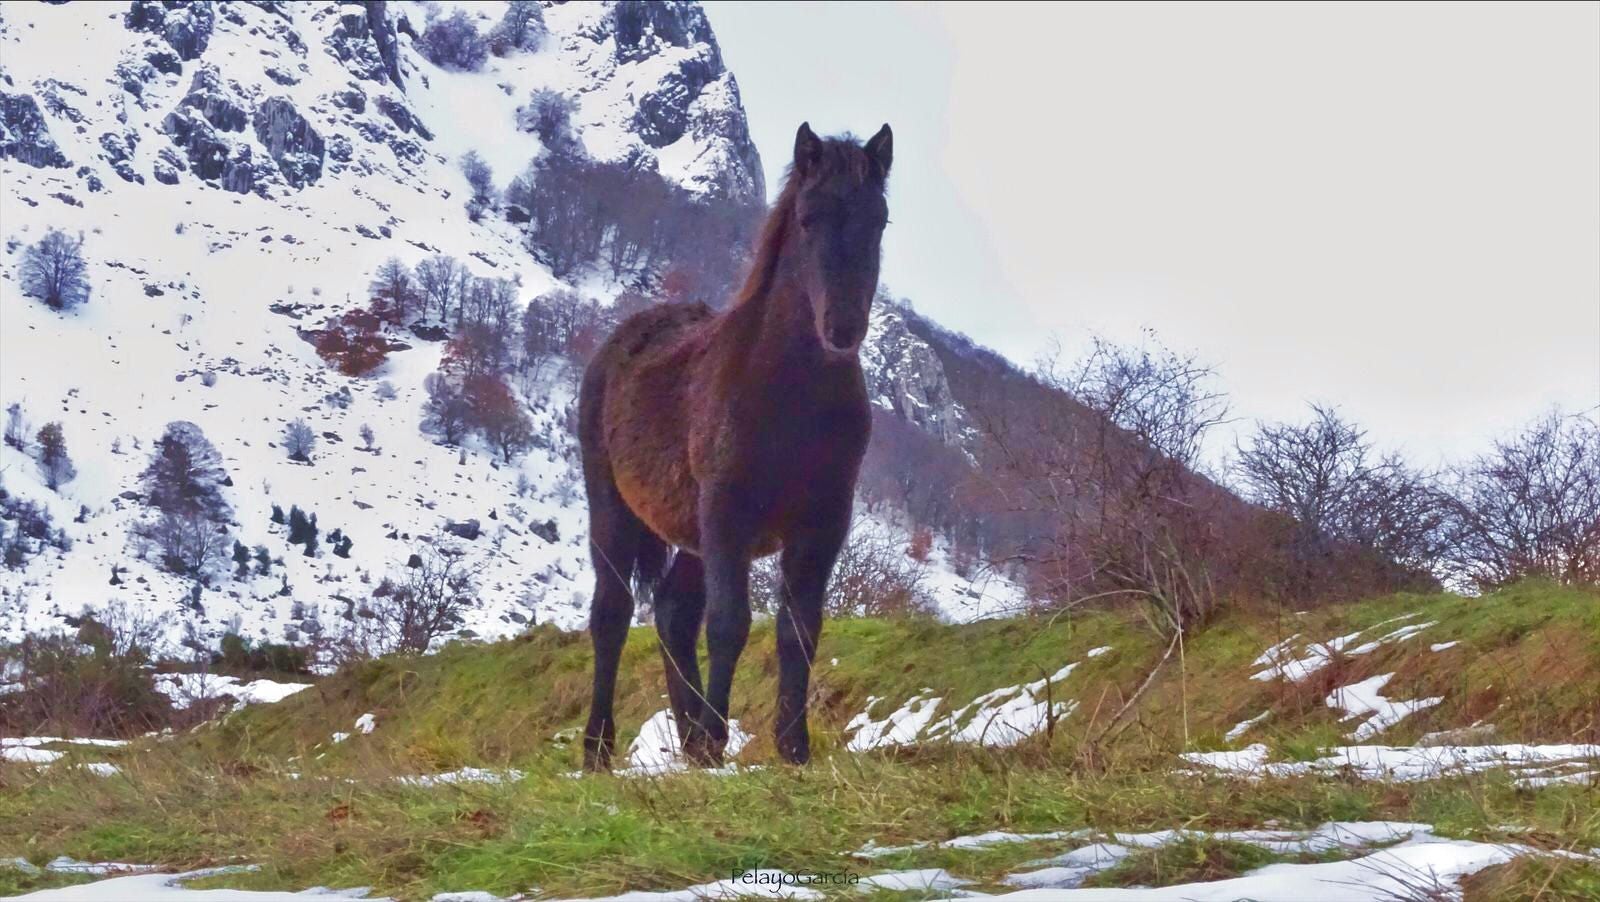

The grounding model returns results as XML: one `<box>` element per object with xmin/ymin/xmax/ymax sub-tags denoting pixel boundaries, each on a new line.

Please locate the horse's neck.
<box><xmin>730</xmin><ymin>261</ymin><xmax>824</xmax><ymax>363</ymax></box>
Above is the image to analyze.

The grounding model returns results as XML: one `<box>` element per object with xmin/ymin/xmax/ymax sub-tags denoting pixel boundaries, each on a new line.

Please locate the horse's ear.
<box><xmin>866</xmin><ymin>123</ymin><xmax>893</xmax><ymax>176</ymax></box>
<box><xmin>794</xmin><ymin>122</ymin><xmax>822</xmax><ymax>175</ymax></box>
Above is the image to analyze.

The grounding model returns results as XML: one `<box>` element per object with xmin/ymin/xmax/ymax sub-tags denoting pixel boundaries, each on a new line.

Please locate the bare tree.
<box><xmin>414</xmin><ymin>254</ymin><xmax>461</xmax><ymax>322</ymax></box>
<box><xmin>139</xmin><ymin>509</ymin><xmax>228</xmax><ymax>576</ymax></box>
<box><xmin>370</xmin><ymin>544</ymin><xmax>480</xmax><ymax>653</ymax></box>
<box><xmin>1442</xmin><ymin>409</ymin><xmax>1600</xmax><ymax>589</ymax></box>
<box><xmin>368</xmin><ymin>257</ymin><xmax>416</xmax><ymax>324</ymax></box>
<box><xmin>421</xmin><ymin>372</ymin><xmax>470</xmax><ymax>444</ymax></box>
<box><xmin>1235</xmin><ymin>404</ymin><xmax>1447</xmax><ymax>585</ymax></box>
<box><xmin>35</xmin><ymin>422</ymin><xmax>76</xmax><ymax>490</ymax></box>
<box><xmin>21</xmin><ymin>229</ymin><xmax>90</xmax><ymax>310</ymax></box>
<box><xmin>979</xmin><ymin>332</ymin><xmax>1230</xmax><ymax>634</ymax></box>
<box><xmin>488</xmin><ymin>0</ymin><xmax>544</xmax><ymax>55</ymax></box>
<box><xmin>4</xmin><ymin>403</ymin><xmax>27</xmax><ymax>452</ymax></box>
<box><xmin>283</xmin><ymin>419</ymin><xmax>316</xmax><ymax>462</ymax></box>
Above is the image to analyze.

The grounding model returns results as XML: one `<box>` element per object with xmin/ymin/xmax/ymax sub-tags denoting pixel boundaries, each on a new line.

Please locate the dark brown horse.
<box><xmin>578</xmin><ymin>123</ymin><xmax>893</xmax><ymax>771</ymax></box>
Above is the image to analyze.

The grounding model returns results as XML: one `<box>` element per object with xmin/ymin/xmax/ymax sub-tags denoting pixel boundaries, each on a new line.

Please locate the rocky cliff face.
<box><xmin>0</xmin><ymin>0</ymin><xmax>998</xmax><ymax>652</ymax></box>
<box><xmin>538</xmin><ymin>1</ymin><xmax>764</xmax><ymax>204</ymax></box>
<box><xmin>862</xmin><ymin>304</ymin><xmax>974</xmax><ymax>449</ymax></box>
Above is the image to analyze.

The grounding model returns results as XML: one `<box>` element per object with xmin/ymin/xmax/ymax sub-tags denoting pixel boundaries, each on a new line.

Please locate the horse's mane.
<box><xmin>730</xmin><ymin>136</ymin><xmax>878</xmax><ymax>307</ymax></box>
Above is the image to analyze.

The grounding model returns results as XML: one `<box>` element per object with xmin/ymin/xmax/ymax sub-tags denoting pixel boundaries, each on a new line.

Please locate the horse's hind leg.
<box><xmin>582</xmin><ymin>477</ymin><xmax>644</xmax><ymax>773</ymax></box>
<box><xmin>654</xmin><ymin>552</ymin><xmax>713</xmax><ymax>763</ymax></box>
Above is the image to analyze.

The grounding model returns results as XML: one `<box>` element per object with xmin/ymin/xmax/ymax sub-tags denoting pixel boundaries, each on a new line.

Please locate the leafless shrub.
<box><xmin>752</xmin><ymin>520</ymin><xmax>933</xmax><ymax>618</ymax></box>
<box><xmin>358</xmin><ymin>543</ymin><xmax>481</xmax><ymax>655</ymax></box>
<box><xmin>0</xmin><ymin>603</ymin><xmax>174</xmax><ymax>736</ymax></box>
<box><xmin>980</xmin><ymin>332</ymin><xmax>1230</xmax><ymax>634</ymax></box>
<box><xmin>1441</xmin><ymin>409</ymin><xmax>1600</xmax><ymax>589</ymax></box>
<box><xmin>1235</xmin><ymin>404</ymin><xmax>1447</xmax><ymax>593</ymax></box>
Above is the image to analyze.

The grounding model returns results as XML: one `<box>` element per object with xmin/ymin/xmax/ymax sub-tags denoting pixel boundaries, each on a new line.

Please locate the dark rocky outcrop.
<box><xmin>159</xmin><ymin>108</ymin><xmax>232</xmax><ymax>181</ymax></box>
<box><xmin>252</xmin><ymin>97</ymin><xmax>324</xmax><ymax>187</ymax></box>
<box><xmin>99</xmin><ymin>130</ymin><xmax>144</xmax><ymax>182</ymax></box>
<box><xmin>153</xmin><ymin>146</ymin><xmax>187</xmax><ymax>184</ymax></box>
<box><xmin>0</xmin><ymin>93</ymin><xmax>70</xmax><ymax>168</ymax></box>
<box><xmin>125</xmin><ymin>0</ymin><xmax>215</xmax><ymax>62</ymax></box>
<box><xmin>613</xmin><ymin>1</ymin><xmax>719</xmax><ymax>65</ymax></box>
<box><xmin>374</xmin><ymin>95</ymin><xmax>431</xmax><ymax>140</ymax></box>
<box><xmin>175</xmin><ymin>65</ymin><xmax>248</xmax><ymax>132</ymax></box>
<box><xmin>326</xmin><ymin>1</ymin><xmax>403</xmax><ymax>89</ymax></box>
<box><xmin>444</xmin><ymin>519</ymin><xmax>480</xmax><ymax>541</ymax></box>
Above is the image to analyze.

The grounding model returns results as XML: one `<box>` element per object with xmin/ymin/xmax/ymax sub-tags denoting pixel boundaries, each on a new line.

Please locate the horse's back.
<box><xmin>580</xmin><ymin>301</ymin><xmax>713</xmax><ymax>444</ymax></box>
<box><xmin>580</xmin><ymin>300</ymin><xmax>716</xmax><ymax>549</ymax></box>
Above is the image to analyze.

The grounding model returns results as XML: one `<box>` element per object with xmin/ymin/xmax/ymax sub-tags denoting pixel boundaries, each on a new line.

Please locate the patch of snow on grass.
<box><xmin>154</xmin><ymin>674</ymin><xmax>312</xmax><ymax>710</ymax></box>
<box><xmin>4</xmin><ymin>868</ymin><xmax>381</xmax><ymax>900</ymax></box>
<box><xmin>1431</xmin><ymin>641</ymin><xmax>1459</xmax><ymax>652</ymax></box>
<box><xmin>1325</xmin><ymin>673</ymin><xmax>1444</xmax><ymax>741</ymax></box>
<box><xmin>1252</xmin><ymin>617</ymin><xmax>1438</xmax><ymax>682</ymax></box>
<box><xmin>1225</xmin><ymin>710</ymin><xmax>1271</xmax><ymax>741</ymax></box>
<box><xmin>1</xmin><ymin>746</ymin><xmax>63</xmax><ymax>764</ymax></box>
<box><xmin>2</xmin><ymin>736</ymin><xmax>127</xmax><ymax>748</ymax></box>
<box><xmin>846</xmin><ymin>692</ymin><xmax>943</xmax><ymax>752</ymax></box>
<box><xmin>395</xmin><ymin>767</ymin><xmax>525</xmax><ymax>788</ymax></box>
<box><xmin>1184</xmin><ymin>742</ymin><xmax>1600</xmax><ymax>782</ymax></box>
<box><xmin>621</xmin><ymin>708</ymin><xmax>751</xmax><ymax>776</ymax></box>
<box><xmin>972</xmin><ymin>834</ymin><xmax>1551</xmax><ymax>901</ymax></box>
<box><xmin>856</xmin><ymin>829</ymin><xmax>1086</xmax><ymax>860</ymax></box>
<box><xmin>854</xmin><ymin>868</ymin><xmax>968</xmax><ymax>894</ymax></box>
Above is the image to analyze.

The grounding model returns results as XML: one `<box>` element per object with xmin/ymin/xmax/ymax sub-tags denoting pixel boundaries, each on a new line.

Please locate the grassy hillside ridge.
<box><xmin>2</xmin><ymin>582</ymin><xmax>1596</xmax><ymax>900</ymax></box>
<box><xmin>199</xmin><ymin>580</ymin><xmax>1599</xmax><ymax>772</ymax></box>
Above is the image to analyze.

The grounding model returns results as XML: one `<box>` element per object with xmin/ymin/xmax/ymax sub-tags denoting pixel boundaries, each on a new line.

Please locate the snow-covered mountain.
<box><xmin>0</xmin><ymin>0</ymin><xmax>1018</xmax><ymax>656</ymax></box>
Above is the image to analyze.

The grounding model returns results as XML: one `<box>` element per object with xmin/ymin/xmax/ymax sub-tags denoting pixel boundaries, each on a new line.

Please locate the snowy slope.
<box><xmin>0</xmin><ymin>1</ymin><xmax>1021</xmax><ymax>656</ymax></box>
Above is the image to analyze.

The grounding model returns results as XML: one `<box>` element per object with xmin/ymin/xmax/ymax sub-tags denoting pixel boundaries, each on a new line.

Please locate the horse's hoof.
<box><xmin>683</xmin><ymin>731</ymin><xmax>722</xmax><ymax>767</ymax></box>
<box><xmin>777</xmin><ymin>741</ymin><xmax>811</xmax><ymax>765</ymax></box>
<box><xmin>582</xmin><ymin>739</ymin><xmax>613</xmax><ymax>773</ymax></box>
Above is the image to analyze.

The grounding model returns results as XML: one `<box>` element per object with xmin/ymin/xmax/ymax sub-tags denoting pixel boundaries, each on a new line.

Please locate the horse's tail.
<box><xmin>631</xmin><ymin>531</ymin><xmax>671</xmax><ymax>611</ymax></box>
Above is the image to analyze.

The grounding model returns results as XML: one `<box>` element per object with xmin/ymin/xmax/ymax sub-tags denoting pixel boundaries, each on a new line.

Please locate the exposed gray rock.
<box><xmin>529</xmin><ymin>518</ymin><xmax>560</xmax><ymax>544</ymax></box>
<box><xmin>0</xmin><ymin>93</ymin><xmax>70</xmax><ymax>168</ymax></box>
<box><xmin>862</xmin><ymin>305</ymin><xmax>971</xmax><ymax>447</ymax></box>
<box><xmin>98</xmin><ymin>129</ymin><xmax>143</xmax><ymax>182</ymax></box>
<box><xmin>125</xmin><ymin>0</ymin><xmax>215</xmax><ymax>62</ymax></box>
<box><xmin>374</xmin><ymin>95</ymin><xmax>431</xmax><ymax>140</ymax></box>
<box><xmin>159</xmin><ymin>108</ymin><xmax>232</xmax><ymax>182</ymax></box>
<box><xmin>444</xmin><ymin>519</ymin><xmax>481</xmax><ymax>541</ymax></box>
<box><xmin>153</xmin><ymin>146</ymin><xmax>187</xmax><ymax>184</ymax></box>
<box><xmin>326</xmin><ymin>1</ymin><xmax>403</xmax><ymax>89</ymax></box>
<box><xmin>175</xmin><ymin>64</ymin><xmax>248</xmax><ymax>132</ymax></box>
<box><xmin>252</xmin><ymin>97</ymin><xmax>323</xmax><ymax>187</ymax></box>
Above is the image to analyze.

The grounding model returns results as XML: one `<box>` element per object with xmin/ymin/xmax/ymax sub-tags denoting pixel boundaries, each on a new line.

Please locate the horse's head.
<box><xmin>789</xmin><ymin>122</ymin><xmax>893</xmax><ymax>355</ymax></box>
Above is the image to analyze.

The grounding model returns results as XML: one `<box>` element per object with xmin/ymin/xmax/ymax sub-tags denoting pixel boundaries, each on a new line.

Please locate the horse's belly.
<box><xmin>612</xmin><ymin>450</ymin><xmax>700</xmax><ymax>550</ymax></box>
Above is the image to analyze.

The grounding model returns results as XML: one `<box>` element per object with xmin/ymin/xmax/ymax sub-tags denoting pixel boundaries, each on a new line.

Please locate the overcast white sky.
<box><xmin>703</xmin><ymin>1</ymin><xmax>1600</xmax><ymax>467</ymax></box>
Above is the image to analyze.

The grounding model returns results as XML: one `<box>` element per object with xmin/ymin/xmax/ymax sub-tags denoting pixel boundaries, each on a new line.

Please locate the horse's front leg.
<box><xmin>774</xmin><ymin>514</ymin><xmax>848</xmax><ymax>764</ymax></box>
<box><xmin>694</xmin><ymin>484</ymin><xmax>755</xmax><ymax>765</ymax></box>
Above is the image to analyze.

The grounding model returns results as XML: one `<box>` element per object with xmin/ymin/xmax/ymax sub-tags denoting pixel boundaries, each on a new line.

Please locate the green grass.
<box><xmin>0</xmin><ymin>866</ymin><xmax>98</xmax><ymax>898</ymax></box>
<box><xmin>5</xmin><ymin>748</ymin><xmax>1597</xmax><ymax>900</ymax></box>
<box><xmin>1083</xmin><ymin>836</ymin><xmax>1284</xmax><ymax>888</ymax></box>
<box><xmin>1</xmin><ymin>581</ymin><xmax>1596</xmax><ymax>900</ymax></box>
